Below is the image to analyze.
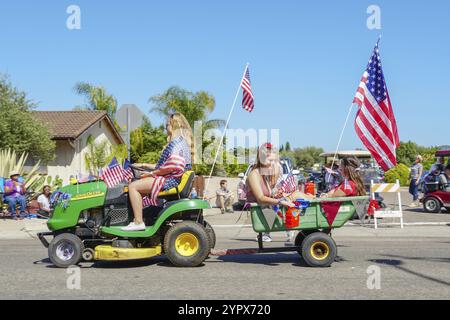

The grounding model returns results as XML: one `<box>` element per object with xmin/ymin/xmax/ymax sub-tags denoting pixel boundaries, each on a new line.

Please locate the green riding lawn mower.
<box><xmin>38</xmin><ymin>165</ymin><xmax>216</xmax><ymax>268</ymax></box>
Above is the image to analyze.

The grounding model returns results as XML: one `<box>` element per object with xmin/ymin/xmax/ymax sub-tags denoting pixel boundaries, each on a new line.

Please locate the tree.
<box><xmin>130</xmin><ymin>117</ymin><xmax>167</xmax><ymax>163</ymax></box>
<box><xmin>396</xmin><ymin>141</ymin><xmax>420</xmax><ymax>167</ymax></box>
<box><xmin>74</xmin><ymin>82</ymin><xmax>118</xmax><ymax>120</ymax></box>
<box><xmin>285</xmin><ymin>142</ymin><xmax>291</xmax><ymax>152</ymax></box>
<box><xmin>85</xmin><ymin>135</ymin><xmax>128</xmax><ymax>174</ymax></box>
<box><xmin>396</xmin><ymin>141</ymin><xmax>438</xmax><ymax>170</ymax></box>
<box><xmin>150</xmin><ymin>86</ymin><xmax>226</xmax><ymax>174</ymax></box>
<box><xmin>84</xmin><ymin>136</ymin><xmax>110</xmax><ymax>174</ymax></box>
<box><xmin>149</xmin><ymin>86</ymin><xmax>224</xmax><ymax>129</ymax></box>
<box><xmin>0</xmin><ymin>75</ymin><xmax>55</xmax><ymax>161</ymax></box>
<box><xmin>293</xmin><ymin>146</ymin><xmax>324</xmax><ymax>169</ymax></box>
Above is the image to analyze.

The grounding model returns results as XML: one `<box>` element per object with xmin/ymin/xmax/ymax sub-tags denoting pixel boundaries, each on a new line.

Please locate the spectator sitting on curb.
<box><xmin>4</xmin><ymin>171</ymin><xmax>27</xmax><ymax>220</ymax></box>
<box><xmin>216</xmin><ymin>180</ymin><xmax>234</xmax><ymax>214</ymax></box>
<box><xmin>37</xmin><ymin>185</ymin><xmax>52</xmax><ymax>218</ymax></box>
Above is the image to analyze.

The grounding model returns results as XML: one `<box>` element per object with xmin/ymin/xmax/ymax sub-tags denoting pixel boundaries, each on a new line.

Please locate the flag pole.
<box><xmin>203</xmin><ymin>63</ymin><xmax>249</xmax><ymax>200</ymax></box>
<box><xmin>329</xmin><ymin>103</ymin><xmax>355</xmax><ymax>180</ymax></box>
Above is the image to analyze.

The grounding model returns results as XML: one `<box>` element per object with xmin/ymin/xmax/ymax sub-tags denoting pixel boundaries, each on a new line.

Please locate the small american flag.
<box><xmin>101</xmin><ymin>157</ymin><xmax>124</xmax><ymax>188</ymax></box>
<box><xmin>122</xmin><ymin>159</ymin><xmax>134</xmax><ymax>182</ymax></box>
<box><xmin>353</xmin><ymin>41</ymin><xmax>399</xmax><ymax>171</ymax></box>
<box><xmin>241</xmin><ymin>66</ymin><xmax>254</xmax><ymax>112</ymax></box>
<box><xmin>278</xmin><ymin>173</ymin><xmax>297</xmax><ymax>194</ymax></box>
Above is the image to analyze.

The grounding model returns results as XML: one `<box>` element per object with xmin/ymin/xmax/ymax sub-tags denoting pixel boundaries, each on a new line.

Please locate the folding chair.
<box><xmin>371</xmin><ymin>179</ymin><xmax>404</xmax><ymax>229</ymax></box>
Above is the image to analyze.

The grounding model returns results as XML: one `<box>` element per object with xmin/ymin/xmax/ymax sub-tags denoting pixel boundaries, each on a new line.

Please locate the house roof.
<box><xmin>31</xmin><ymin>111</ymin><xmax>124</xmax><ymax>144</ymax></box>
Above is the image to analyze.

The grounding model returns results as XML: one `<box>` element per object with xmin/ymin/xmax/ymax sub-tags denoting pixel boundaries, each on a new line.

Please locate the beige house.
<box><xmin>31</xmin><ymin>111</ymin><xmax>124</xmax><ymax>184</ymax></box>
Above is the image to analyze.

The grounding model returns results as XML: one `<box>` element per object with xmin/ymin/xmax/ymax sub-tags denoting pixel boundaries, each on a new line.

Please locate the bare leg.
<box><xmin>216</xmin><ymin>195</ymin><xmax>225</xmax><ymax>210</ymax></box>
<box><xmin>128</xmin><ymin>177</ymin><xmax>155</xmax><ymax>224</ymax></box>
<box><xmin>225</xmin><ymin>196</ymin><xmax>234</xmax><ymax>210</ymax></box>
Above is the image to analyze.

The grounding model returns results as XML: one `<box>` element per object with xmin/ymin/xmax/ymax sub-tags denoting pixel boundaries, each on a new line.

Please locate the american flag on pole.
<box><xmin>353</xmin><ymin>41</ymin><xmax>399</xmax><ymax>171</ymax></box>
<box><xmin>122</xmin><ymin>159</ymin><xmax>134</xmax><ymax>182</ymax></box>
<box><xmin>278</xmin><ymin>173</ymin><xmax>298</xmax><ymax>194</ymax></box>
<box><xmin>101</xmin><ymin>157</ymin><xmax>124</xmax><ymax>188</ymax></box>
<box><xmin>241</xmin><ymin>66</ymin><xmax>254</xmax><ymax>112</ymax></box>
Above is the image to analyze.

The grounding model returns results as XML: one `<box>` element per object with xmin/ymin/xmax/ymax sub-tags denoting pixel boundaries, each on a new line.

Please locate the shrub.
<box><xmin>384</xmin><ymin>163</ymin><xmax>410</xmax><ymax>186</ymax></box>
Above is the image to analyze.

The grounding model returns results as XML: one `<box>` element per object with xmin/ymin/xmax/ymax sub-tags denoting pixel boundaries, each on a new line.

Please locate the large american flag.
<box><xmin>101</xmin><ymin>157</ymin><xmax>124</xmax><ymax>188</ymax></box>
<box><xmin>353</xmin><ymin>42</ymin><xmax>399</xmax><ymax>171</ymax></box>
<box><xmin>241</xmin><ymin>67</ymin><xmax>254</xmax><ymax>112</ymax></box>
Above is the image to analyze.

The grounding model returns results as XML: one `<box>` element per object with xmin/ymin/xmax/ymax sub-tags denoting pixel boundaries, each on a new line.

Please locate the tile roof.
<box><xmin>31</xmin><ymin>111</ymin><xmax>123</xmax><ymax>143</ymax></box>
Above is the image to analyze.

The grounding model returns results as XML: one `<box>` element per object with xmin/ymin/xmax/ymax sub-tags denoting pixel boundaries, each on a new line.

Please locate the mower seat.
<box><xmin>157</xmin><ymin>171</ymin><xmax>195</xmax><ymax>201</ymax></box>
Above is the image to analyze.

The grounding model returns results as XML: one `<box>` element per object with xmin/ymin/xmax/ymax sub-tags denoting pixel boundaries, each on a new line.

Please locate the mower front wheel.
<box><xmin>164</xmin><ymin>221</ymin><xmax>211</xmax><ymax>267</ymax></box>
<box><xmin>48</xmin><ymin>233</ymin><xmax>84</xmax><ymax>268</ymax></box>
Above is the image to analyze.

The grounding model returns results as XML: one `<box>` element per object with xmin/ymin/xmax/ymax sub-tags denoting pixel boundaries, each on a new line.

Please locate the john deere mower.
<box><xmin>37</xmin><ymin>165</ymin><xmax>215</xmax><ymax>268</ymax></box>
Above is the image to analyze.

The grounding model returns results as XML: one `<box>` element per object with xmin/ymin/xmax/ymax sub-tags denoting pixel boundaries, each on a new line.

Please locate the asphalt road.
<box><xmin>1</xmin><ymin>223</ymin><xmax>450</xmax><ymax>300</ymax></box>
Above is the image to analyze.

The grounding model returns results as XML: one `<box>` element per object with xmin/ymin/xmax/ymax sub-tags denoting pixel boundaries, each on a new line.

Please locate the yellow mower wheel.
<box><xmin>175</xmin><ymin>233</ymin><xmax>200</xmax><ymax>257</ymax></box>
<box><xmin>164</xmin><ymin>221</ymin><xmax>211</xmax><ymax>267</ymax></box>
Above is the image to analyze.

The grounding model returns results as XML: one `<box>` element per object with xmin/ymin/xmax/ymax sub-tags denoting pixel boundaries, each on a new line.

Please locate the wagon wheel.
<box><xmin>301</xmin><ymin>232</ymin><xmax>337</xmax><ymax>267</ymax></box>
<box><xmin>294</xmin><ymin>230</ymin><xmax>315</xmax><ymax>256</ymax></box>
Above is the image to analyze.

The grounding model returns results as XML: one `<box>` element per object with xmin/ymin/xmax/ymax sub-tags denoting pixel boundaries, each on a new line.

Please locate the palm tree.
<box><xmin>74</xmin><ymin>82</ymin><xmax>118</xmax><ymax>119</ymax></box>
<box><xmin>149</xmin><ymin>86</ymin><xmax>227</xmax><ymax>173</ymax></box>
<box><xmin>149</xmin><ymin>86</ymin><xmax>225</xmax><ymax>129</ymax></box>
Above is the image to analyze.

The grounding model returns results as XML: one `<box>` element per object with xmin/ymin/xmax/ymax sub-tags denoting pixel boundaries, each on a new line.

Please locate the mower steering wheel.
<box><xmin>129</xmin><ymin>164</ymin><xmax>153</xmax><ymax>179</ymax></box>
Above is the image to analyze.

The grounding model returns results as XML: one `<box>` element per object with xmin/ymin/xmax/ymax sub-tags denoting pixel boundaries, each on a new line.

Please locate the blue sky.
<box><xmin>1</xmin><ymin>0</ymin><xmax>449</xmax><ymax>151</ymax></box>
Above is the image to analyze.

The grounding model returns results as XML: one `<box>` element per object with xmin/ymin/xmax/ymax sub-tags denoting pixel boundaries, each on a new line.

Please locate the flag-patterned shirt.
<box><xmin>156</xmin><ymin>136</ymin><xmax>192</xmax><ymax>190</ymax></box>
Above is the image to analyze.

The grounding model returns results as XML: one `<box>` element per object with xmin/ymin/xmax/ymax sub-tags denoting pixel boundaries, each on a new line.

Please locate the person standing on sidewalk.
<box><xmin>409</xmin><ymin>155</ymin><xmax>424</xmax><ymax>207</ymax></box>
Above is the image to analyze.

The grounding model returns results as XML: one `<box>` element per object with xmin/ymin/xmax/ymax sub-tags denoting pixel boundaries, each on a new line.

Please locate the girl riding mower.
<box><xmin>37</xmin><ymin>164</ymin><xmax>216</xmax><ymax>268</ymax></box>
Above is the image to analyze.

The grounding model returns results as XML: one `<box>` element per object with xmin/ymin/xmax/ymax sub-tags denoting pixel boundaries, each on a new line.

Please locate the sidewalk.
<box><xmin>0</xmin><ymin>218</ymin><xmax>49</xmax><ymax>240</ymax></box>
<box><xmin>2</xmin><ymin>205</ymin><xmax>449</xmax><ymax>240</ymax></box>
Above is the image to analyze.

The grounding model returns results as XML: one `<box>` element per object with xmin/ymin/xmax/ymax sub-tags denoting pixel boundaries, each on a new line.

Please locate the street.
<box><xmin>1</xmin><ymin>203</ymin><xmax>450</xmax><ymax>300</ymax></box>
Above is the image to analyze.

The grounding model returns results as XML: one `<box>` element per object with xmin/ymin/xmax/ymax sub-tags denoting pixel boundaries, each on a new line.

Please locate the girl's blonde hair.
<box><xmin>167</xmin><ymin>112</ymin><xmax>195</xmax><ymax>160</ymax></box>
<box><xmin>254</xmin><ymin>143</ymin><xmax>281</xmax><ymax>187</ymax></box>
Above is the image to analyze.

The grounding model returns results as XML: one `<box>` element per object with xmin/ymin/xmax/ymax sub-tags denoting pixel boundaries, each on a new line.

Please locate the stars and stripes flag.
<box><xmin>122</xmin><ymin>159</ymin><xmax>134</xmax><ymax>182</ymax></box>
<box><xmin>353</xmin><ymin>41</ymin><xmax>399</xmax><ymax>171</ymax></box>
<box><xmin>148</xmin><ymin>154</ymin><xmax>186</xmax><ymax>206</ymax></box>
<box><xmin>278</xmin><ymin>173</ymin><xmax>298</xmax><ymax>194</ymax></box>
<box><xmin>241</xmin><ymin>66</ymin><xmax>254</xmax><ymax>112</ymax></box>
<box><xmin>101</xmin><ymin>157</ymin><xmax>124</xmax><ymax>188</ymax></box>
<box><xmin>142</xmin><ymin>196</ymin><xmax>152</xmax><ymax>207</ymax></box>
